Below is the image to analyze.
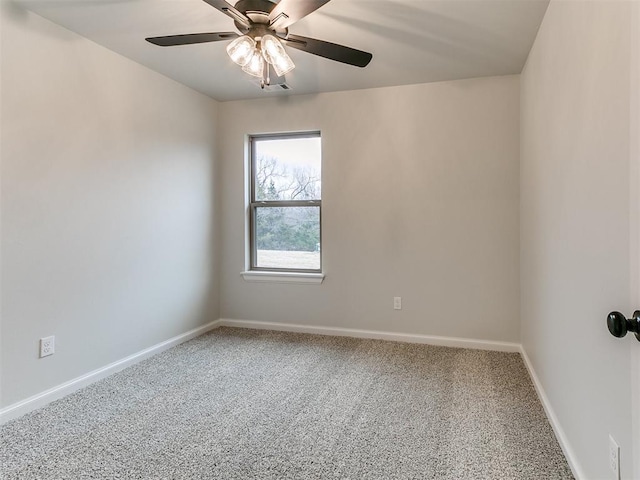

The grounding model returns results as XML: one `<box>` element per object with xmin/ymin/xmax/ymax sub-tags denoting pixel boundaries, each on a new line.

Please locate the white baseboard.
<box><xmin>218</xmin><ymin>319</ymin><xmax>521</xmax><ymax>352</ymax></box>
<box><xmin>519</xmin><ymin>346</ymin><xmax>584</xmax><ymax>480</ymax></box>
<box><xmin>0</xmin><ymin>319</ymin><xmax>223</xmax><ymax>424</ymax></box>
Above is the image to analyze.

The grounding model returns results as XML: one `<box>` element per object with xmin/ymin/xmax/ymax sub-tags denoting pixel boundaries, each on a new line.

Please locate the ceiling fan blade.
<box><xmin>146</xmin><ymin>32</ymin><xmax>238</xmax><ymax>47</ymax></box>
<box><xmin>269</xmin><ymin>0</ymin><xmax>331</xmax><ymax>29</ymax></box>
<box><xmin>201</xmin><ymin>0</ymin><xmax>251</xmax><ymax>29</ymax></box>
<box><xmin>283</xmin><ymin>34</ymin><xmax>372</xmax><ymax>67</ymax></box>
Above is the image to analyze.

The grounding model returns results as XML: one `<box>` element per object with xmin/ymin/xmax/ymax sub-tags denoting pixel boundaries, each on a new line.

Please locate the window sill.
<box><xmin>240</xmin><ymin>271</ymin><xmax>325</xmax><ymax>284</ymax></box>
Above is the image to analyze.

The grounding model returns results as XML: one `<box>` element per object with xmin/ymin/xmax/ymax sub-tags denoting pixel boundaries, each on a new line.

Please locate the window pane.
<box><xmin>254</xmin><ymin>136</ymin><xmax>321</xmax><ymax>201</ymax></box>
<box><xmin>255</xmin><ymin>206</ymin><xmax>320</xmax><ymax>270</ymax></box>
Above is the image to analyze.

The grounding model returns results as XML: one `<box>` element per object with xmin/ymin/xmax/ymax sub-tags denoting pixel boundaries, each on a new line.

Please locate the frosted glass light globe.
<box><xmin>226</xmin><ymin>35</ymin><xmax>256</xmax><ymax>67</ymax></box>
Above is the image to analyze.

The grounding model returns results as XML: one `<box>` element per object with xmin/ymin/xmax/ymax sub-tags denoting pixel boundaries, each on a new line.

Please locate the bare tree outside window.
<box><xmin>250</xmin><ymin>133</ymin><xmax>321</xmax><ymax>271</ymax></box>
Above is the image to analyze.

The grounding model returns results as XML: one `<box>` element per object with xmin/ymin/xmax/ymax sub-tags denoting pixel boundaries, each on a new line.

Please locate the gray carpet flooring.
<box><xmin>1</xmin><ymin>327</ymin><xmax>573</xmax><ymax>479</ymax></box>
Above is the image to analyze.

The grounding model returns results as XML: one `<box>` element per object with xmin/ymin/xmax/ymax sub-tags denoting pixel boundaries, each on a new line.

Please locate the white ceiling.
<box><xmin>17</xmin><ymin>0</ymin><xmax>549</xmax><ymax>102</ymax></box>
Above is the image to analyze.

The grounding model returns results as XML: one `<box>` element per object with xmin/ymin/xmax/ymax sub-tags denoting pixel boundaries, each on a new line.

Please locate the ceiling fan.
<box><xmin>146</xmin><ymin>0</ymin><xmax>373</xmax><ymax>89</ymax></box>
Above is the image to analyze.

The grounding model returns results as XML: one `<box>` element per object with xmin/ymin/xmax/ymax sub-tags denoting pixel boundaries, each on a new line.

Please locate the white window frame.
<box><xmin>246</xmin><ymin>131</ymin><xmax>323</xmax><ymax>276</ymax></box>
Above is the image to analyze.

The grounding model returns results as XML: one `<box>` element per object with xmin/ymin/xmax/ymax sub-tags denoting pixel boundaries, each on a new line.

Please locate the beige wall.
<box><xmin>219</xmin><ymin>76</ymin><xmax>520</xmax><ymax>343</ymax></box>
<box><xmin>520</xmin><ymin>1</ymin><xmax>636</xmax><ymax>478</ymax></box>
<box><xmin>0</xmin><ymin>5</ymin><xmax>220</xmax><ymax>407</ymax></box>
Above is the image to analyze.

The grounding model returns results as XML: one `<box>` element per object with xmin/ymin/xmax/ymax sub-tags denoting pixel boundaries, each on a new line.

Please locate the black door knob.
<box><xmin>607</xmin><ymin>310</ymin><xmax>640</xmax><ymax>342</ymax></box>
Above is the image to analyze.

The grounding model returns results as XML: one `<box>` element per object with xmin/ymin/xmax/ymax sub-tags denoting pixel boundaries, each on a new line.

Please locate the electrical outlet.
<box><xmin>40</xmin><ymin>336</ymin><xmax>55</xmax><ymax>358</ymax></box>
<box><xmin>609</xmin><ymin>434</ymin><xmax>620</xmax><ymax>480</ymax></box>
<box><xmin>393</xmin><ymin>297</ymin><xmax>402</xmax><ymax>310</ymax></box>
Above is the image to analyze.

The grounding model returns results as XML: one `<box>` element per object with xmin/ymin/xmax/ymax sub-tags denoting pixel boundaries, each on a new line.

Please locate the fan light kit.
<box><xmin>146</xmin><ymin>0</ymin><xmax>373</xmax><ymax>89</ymax></box>
<box><xmin>227</xmin><ymin>33</ymin><xmax>295</xmax><ymax>84</ymax></box>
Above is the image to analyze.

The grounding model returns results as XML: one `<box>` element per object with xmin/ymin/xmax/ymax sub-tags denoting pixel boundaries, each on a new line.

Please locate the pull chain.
<box><xmin>261</xmin><ymin>49</ymin><xmax>270</xmax><ymax>89</ymax></box>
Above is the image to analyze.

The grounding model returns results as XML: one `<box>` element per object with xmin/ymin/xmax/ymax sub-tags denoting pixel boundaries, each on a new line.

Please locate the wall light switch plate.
<box><xmin>40</xmin><ymin>336</ymin><xmax>55</xmax><ymax>358</ymax></box>
<box><xmin>609</xmin><ymin>434</ymin><xmax>620</xmax><ymax>480</ymax></box>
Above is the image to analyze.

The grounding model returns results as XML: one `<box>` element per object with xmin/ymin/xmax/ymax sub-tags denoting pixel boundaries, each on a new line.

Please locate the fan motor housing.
<box><xmin>234</xmin><ymin>0</ymin><xmax>277</xmax><ymax>15</ymax></box>
<box><xmin>234</xmin><ymin>0</ymin><xmax>289</xmax><ymax>39</ymax></box>
<box><xmin>234</xmin><ymin>0</ymin><xmax>277</xmax><ymax>32</ymax></box>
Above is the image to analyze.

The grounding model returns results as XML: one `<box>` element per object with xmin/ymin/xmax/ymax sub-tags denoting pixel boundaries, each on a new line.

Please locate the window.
<box><xmin>249</xmin><ymin>132</ymin><xmax>322</xmax><ymax>273</ymax></box>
